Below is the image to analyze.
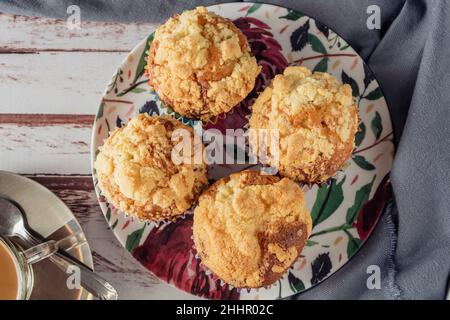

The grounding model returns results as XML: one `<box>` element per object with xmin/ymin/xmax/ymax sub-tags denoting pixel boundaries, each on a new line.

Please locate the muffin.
<box><xmin>94</xmin><ymin>114</ymin><xmax>207</xmax><ymax>221</ymax></box>
<box><xmin>193</xmin><ymin>170</ymin><xmax>312</xmax><ymax>288</ymax></box>
<box><xmin>146</xmin><ymin>6</ymin><xmax>260</xmax><ymax>122</ymax></box>
<box><xmin>249</xmin><ymin>66</ymin><xmax>359</xmax><ymax>183</ymax></box>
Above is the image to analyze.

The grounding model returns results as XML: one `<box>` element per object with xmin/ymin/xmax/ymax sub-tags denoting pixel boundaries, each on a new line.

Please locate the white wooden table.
<box><xmin>0</xmin><ymin>12</ymin><xmax>194</xmax><ymax>299</ymax></box>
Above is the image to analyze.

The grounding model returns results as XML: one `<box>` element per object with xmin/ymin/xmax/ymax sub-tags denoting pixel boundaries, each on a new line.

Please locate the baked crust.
<box><xmin>193</xmin><ymin>170</ymin><xmax>312</xmax><ymax>288</ymax></box>
<box><xmin>249</xmin><ymin>66</ymin><xmax>359</xmax><ymax>183</ymax></box>
<box><xmin>146</xmin><ymin>6</ymin><xmax>260</xmax><ymax>122</ymax></box>
<box><xmin>94</xmin><ymin>114</ymin><xmax>207</xmax><ymax>221</ymax></box>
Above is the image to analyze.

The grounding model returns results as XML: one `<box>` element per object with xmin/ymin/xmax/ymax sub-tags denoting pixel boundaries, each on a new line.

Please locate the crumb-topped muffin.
<box><xmin>146</xmin><ymin>6</ymin><xmax>260</xmax><ymax>122</ymax></box>
<box><xmin>193</xmin><ymin>170</ymin><xmax>312</xmax><ymax>288</ymax></box>
<box><xmin>249</xmin><ymin>66</ymin><xmax>359</xmax><ymax>183</ymax></box>
<box><xmin>94</xmin><ymin>114</ymin><xmax>207</xmax><ymax>221</ymax></box>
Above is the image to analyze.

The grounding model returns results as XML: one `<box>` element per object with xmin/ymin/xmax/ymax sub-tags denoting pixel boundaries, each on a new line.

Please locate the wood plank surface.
<box><xmin>0</xmin><ymin>113</ymin><xmax>94</xmax><ymax>126</ymax></box>
<box><xmin>0</xmin><ymin>52</ymin><xmax>128</xmax><ymax>114</ymax></box>
<box><xmin>0</xmin><ymin>114</ymin><xmax>92</xmax><ymax>174</ymax></box>
<box><xmin>0</xmin><ymin>12</ymin><xmax>155</xmax><ymax>115</ymax></box>
<box><xmin>0</xmin><ymin>13</ymin><xmax>154</xmax><ymax>51</ymax></box>
<box><xmin>0</xmin><ymin>12</ymin><xmax>193</xmax><ymax>299</ymax></box>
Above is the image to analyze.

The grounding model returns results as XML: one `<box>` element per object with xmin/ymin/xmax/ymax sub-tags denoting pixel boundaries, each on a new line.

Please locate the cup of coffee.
<box><xmin>0</xmin><ymin>237</ymin><xmax>58</xmax><ymax>300</ymax></box>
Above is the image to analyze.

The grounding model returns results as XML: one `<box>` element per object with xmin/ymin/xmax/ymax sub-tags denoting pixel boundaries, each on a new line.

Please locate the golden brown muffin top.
<box><xmin>193</xmin><ymin>171</ymin><xmax>312</xmax><ymax>288</ymax></box>
<box><xmin>94</xmin><ymin>114</ymin><xmax>207</xmax><ymax>221</ymax></box>
<box><xmin>146</xmin><ymin>6</ymin><xmax>260</xmax><ymax>121</ymax></box>
<box><xmin>249</xmin><ymin>66</ymin><xmax>358</xmax><ymax>183</ymax></box>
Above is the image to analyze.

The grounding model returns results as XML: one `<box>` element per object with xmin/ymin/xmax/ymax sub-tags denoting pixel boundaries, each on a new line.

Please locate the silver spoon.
<box><xmin>0</xmin><ymin>196</ymin><xmax>118</xmax><ymax>300</ymax></box>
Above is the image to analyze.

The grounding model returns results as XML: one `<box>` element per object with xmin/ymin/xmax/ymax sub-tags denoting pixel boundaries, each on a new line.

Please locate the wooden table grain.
<box><xmin>0</xmin><ymin>12</ymin><xmax>194</xmax><ymax>299</ymax></box>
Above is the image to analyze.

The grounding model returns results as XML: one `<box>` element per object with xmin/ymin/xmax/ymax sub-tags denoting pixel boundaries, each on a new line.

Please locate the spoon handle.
<box><xmin>47</xmin><ymin>253</ymin><xmax>118</xmax><ymax>300</ymax></box>
<box><xmin>22</xmin><ymin>229</ymin><xmax>118</xmax><ymax>300</ymax></box>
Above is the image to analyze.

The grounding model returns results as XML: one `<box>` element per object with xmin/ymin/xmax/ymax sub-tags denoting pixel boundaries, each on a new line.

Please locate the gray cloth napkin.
<box><xmin>2</xmin><ymin>0</ymin><xmax>448</xmax><ymax>299</ymax></box>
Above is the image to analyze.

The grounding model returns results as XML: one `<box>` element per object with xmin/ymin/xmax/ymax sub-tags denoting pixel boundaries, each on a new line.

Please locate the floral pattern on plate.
<box><xmin>91</xmin><ymin>2</ymin><xmax>394</xmax><ymax>300</ymax></box>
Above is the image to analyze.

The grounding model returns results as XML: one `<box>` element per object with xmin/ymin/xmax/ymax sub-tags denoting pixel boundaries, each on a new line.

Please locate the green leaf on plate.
<box><xmin>352</xmin><ymin>155</ymin><xmax>375</xmax><ymax>170</ymax></box>
<box><xmin>110</xmin><ymin>219</ymin><xmax>118</xmax><ymax>230</ymax></box>
<box><xmin>117</xmin><ymin>79</ymin><xmax>148</xmax><ymax>97</ymax></box>
<box><xmin>341</xmin><ymin>70</ymin><xmax>360</xmax><ymax>97</ymax></box>
<box><xmin>130</xmin><ymin>87</ymin><xmax>146</xmax><ymax>94</ymax></box>
<box><xmin>346</xmin><ymin>231</ymin><xmax>362</xmax><ymax>258</ymax></box>
<box><xmin>288</xmin><ymin>272</ymin><xmax>305</xmax><ymax>293</ymax></box>
<box><xmin>280</xmin><ymin>9</ymin><xmax>304</xmax><ymax>21</ymax></box>
<box><xmin>340</xmin><ymin>43</ymin><xmax>350</xmax><ymax>51</ymax></box>
<box><xmin>310</xmin><ymin>183</ymin><xmax>328</xmax><ymax>225</ymax></box>
<box><xmin>371</xmin><ymin>111</ymin><xmax>383</xmax><ymax>140</ymax></box>
<box><xmin>308</xmin><ymin>33</ymin><xmax>327</xmax><ymax>54</ymax></box>
<box><xmin>311</xmin><ymin>177</ymin><xmax>346</xmax><ymax>227</ymax></box>
<box><xmin>125</xmin><ymin>224</ymin><xmax>146</xmax><ymax>252</ymax></box>
<box><xmin>355</xmin><ymin>122</ymin><xmax>366</xmax><ymax>147</ymax></box>
<box><xmin>105</xmin><ymin>207</ymin><xmax>111</xmax><ymax>222</ymax></box>
<box><xmin>306</xmin><ymin>240</ymin><xmax>319</xmax><ymax>247</ymax></box>
<box><xmin>313</xmin><ymin>57</ymin><xmax>328</xmax><ymax>72</ymax></box>
<box><xmin>96</xmin><ymin>102</ymin><xmax>105</xmax><ymax>120</ymax></box>
<box><xmin>246</xmin><ymin>3</ymin><xmax>262</xmax><ymax>15</ymax></box>
<box><xmin>345</xmin><ymin>175</ymin><xmax>376</xmax><ymax>224</ymax></box>
<box><xmin>364</xmin><ymin>87</ymin><xmax>383</xmax><ymax>100</ymax></box>
<box><xmin>133</xmin><ymin>32</ymin><xmax>154</xmax><ymax>84</ymax></box>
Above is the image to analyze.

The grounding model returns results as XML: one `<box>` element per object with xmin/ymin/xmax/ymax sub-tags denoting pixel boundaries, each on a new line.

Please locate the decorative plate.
<box><xmin>91</xmin><ymin>2</ymin><xmax>394</xmax><ymax>300</ymax></box>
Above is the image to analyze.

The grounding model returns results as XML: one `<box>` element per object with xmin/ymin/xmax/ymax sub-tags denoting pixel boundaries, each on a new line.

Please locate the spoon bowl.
<box><xmin>0</xmin><ymin>197</ymin><xmax>27</xmax><ymax>238</ymax></box>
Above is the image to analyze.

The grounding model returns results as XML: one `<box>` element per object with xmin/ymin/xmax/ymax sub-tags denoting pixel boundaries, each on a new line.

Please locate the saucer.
<box><xmin>0</xmin><ymin>171</ymin><xmax>93</xmax><ymax>300</ymax></box>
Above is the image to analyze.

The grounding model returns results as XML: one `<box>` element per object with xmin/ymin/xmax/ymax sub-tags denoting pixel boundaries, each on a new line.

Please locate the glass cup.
<box><xmin>0</xmin><ymin>235</ymin><xmax>82</xmax><ymax>300</ymax></box>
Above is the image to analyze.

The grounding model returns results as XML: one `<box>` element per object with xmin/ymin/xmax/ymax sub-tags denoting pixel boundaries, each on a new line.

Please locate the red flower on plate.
<box><xmin>132</xmin><ymin>214</ymin><xmax>240</xmax><ymax>300</ymax></box>
<box><xmin>354</xmin><ymin>174</ymin><xmax>392</xmax><ymax>241</ymax></box>
<box><xmin>203</xmin><ymin>17</ymin><xmax>288</xmax><ymax>133</ymax></box>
